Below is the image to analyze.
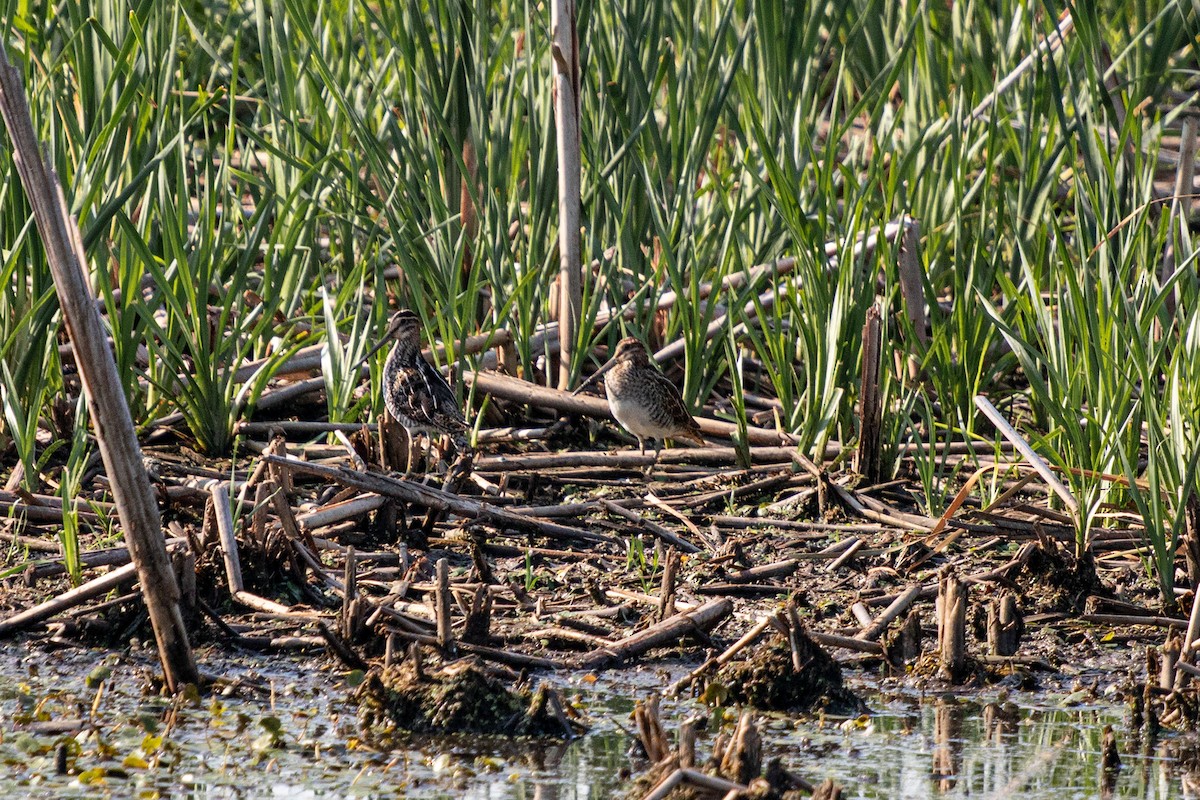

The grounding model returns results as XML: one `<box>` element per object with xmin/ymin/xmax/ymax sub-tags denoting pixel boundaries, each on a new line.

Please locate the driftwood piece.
<box><xmin>574</xmin><ymin>598</ymin><xmax>733</xmax><ymax>670</ymax></box>
<box><xmin>0</xmin><ymin>44</ymin><xmax>196</xmax><ymax>691</ymax></box>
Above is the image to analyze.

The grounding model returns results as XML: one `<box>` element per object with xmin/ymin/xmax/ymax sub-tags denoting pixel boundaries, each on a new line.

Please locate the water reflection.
<box><xmin>4</xmin><ymin>643</ymin><xmax>1200</xmax><ymax>799</ymax></box>
<box><xmin>931</xmin><ymin>697</ymin><xmax>962</xmax><ymax>792</ymax></box>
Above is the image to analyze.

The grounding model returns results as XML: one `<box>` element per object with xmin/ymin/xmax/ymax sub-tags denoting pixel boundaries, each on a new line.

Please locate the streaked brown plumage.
<box><xmin>360</xmin><ymin>310</ymin><xmax>466</xmax><ymax>461</ymax></box>
<box><xmin>573</xmin><ymin>337</ymin><xmax>704</xmax><ymax>459</ymax></box>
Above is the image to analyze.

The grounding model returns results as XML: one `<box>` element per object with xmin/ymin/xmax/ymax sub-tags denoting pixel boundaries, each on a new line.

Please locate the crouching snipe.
<box><xmin>359</xmin><ymin>310</ymin><xmax>467</xmax><ymax>474</ymax></box>
<box><xmin>572</xmin><ymin>337</ymin><xmax>704</xmax><ymax>461</ymax></box>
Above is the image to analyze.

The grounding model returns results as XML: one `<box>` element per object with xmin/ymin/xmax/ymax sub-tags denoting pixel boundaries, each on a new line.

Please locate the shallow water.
<box><xmin>0</xmin><ymin>642</ymin><xmax>1195</xmax><ymax>799</ymax></box>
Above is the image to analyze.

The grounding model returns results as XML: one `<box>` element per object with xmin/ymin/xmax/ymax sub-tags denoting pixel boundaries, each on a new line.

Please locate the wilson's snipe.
<box><xmin>573</xmin><ymin>337</ymin><xmax>705</xmax><ymax>460</ymax></box>
<box><xmin>360</xmin><ymin>310</ymin><xmax>467</xmax><ymax>472</ymax></box>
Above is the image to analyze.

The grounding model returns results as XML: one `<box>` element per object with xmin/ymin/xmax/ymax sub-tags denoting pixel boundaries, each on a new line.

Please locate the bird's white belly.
<box><xmin>607</xmin><ymin>391</ymin><xmax>672</xmax><ymax>439</ymax></box>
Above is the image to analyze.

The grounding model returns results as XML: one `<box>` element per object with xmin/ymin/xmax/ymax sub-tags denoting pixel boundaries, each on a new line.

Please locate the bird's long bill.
<box><xmin>354</xmin><ymin>336</ymin><xmax>392</xmax><ymax>369</ymax></box>
<box><xmin>571</xmin><ymin>355</ymin><xmax>619</xmax><ymax>395</ymax></box>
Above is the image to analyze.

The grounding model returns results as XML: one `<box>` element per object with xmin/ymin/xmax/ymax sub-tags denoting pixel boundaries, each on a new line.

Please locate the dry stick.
<box><xmin>297</xmin><ymin>494</ymin><xmax>386</xmax><ymax>532</ymax></box>
<box><xmin>857</xmin><ymin>584</ymin><xmax>923</xmax><ymax>642</ymax></box>
<box><xmin>0</xmin><ymin>45</ymin><xmax>197</xmax><ymax>690</ymax></box>
<box><xmin>265</xmin><ymin>455</ymin><xmax>613</xmax><ymax>545</ymax></box>
<box><xmin>573</xmin><ymin>598</ymin><xmax>733</xmax><ymax>671</ymax></box>
<box><xmin>828</xmin><ymin>538</ymin><xmax>865</xmax><ymax>571</ymax></box>
<box><xmin>855</xmin><ymin>304</ymin><xmax>883</xmax><ymax>482</ymax></box>
<box><xmin>600</xmin><ymin>499</ymin><xmax>699</xmax><ymax>554</ymax></box>
<box><xmin>642</xmin><ymin>768</ymin><xmax>749</xmax><ymax>800</ymax></box>
<box><xmin>1081</xmin><ymin>613</ymin><xmax>1187</xmax><ymax>630</ymax></box>
<box><xmin>0</xmin><ymin>562</ymin><xmax>139</xmax><ymax>637</ymax></box>
<box><xmin>969</xmin><ymin>10</ymin><xmax>1074</xmax><ymax>123</ymax></box>
<box><xmin>463</xmin><ymin>370</ymin><xmax>794</xmax><ymax>446</ymax></box>
<box><xmin>666</xmin><ymin>616</ymin><xmax>775</xmax><ymax>697</ymax></box>
<box><xmin>644</xmin><ymin>493</ymin><xmax>708</xmax><ymax>543</ymax></box>
<box><xmin>851</xmin><ymin>603</ymin><xmax>875</xmax><ymax>628</ymax></box>
<box><xmin>809</xmin><ymin>631</ymin><xmax>885</xmax><ymax>656</ymax></box>
<box><xmin>974</xmin><ymin>396</ymin><xmax>1078</xmax><ymax>519</ymax></box>
<box><xmin>551</xmin><ymin>0</ymin><xmax>582</xmax><ymax>389</ymax></box>
<box><xmin>831</xmin><ymin>484</ymin><xmax>929</xmax><ymax>531</ymax></box>
<box><xmin>641</xmin><ymin>768</ymin><xmax>686</xmax><ymax>800</ymax></box>
<box><xmin>726</xmin><ymin>560</ymin><xmax>797</xmax><ymax>583</ymax></box>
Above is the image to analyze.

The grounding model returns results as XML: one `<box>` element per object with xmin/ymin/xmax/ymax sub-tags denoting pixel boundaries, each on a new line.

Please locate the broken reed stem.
<box><xmin>937</xmin><ymin>569</ymin><xmax>968</xmax><ymax>682</ymax></box>
<box><xmin>341</xmin><ymin>546</ymin><xmax>358</xmax><ymax>640</ymax></box>
<box><xmin>658</xmin><ymin>549</ymin><xmax>679</xmax><ymax>622</ymax></box>
<box><xmin>210</xmin><ymin>481</ymin><xmax>292</xmax><ymax>615</ymax></box>
<box><xmin>436</xmin><ymin>557</ymin><xmax>453</xmax><ymax>649</ymax></box>
<box><xmin>973</xmin><ymin>395</ymin><xmax>1079</xmax><ymax>518</ymax></box>
<box><xmin>0</xmin><ymin>42</ymin><xmax>197</xmax><ymax>691</ymax></box>
<box><xmin>0</xmin><ymin>562</ymin><xmax>140</xmax><ymax>637</ymax></box>
<box><xmin>895</xmin><ymin>218</ymin><xmax>927</xmax><ymax>382</ymax></box>
<box><xmin>857</xmin><ymin>584</ymin><xmax>923</xmax><ymax>642</ymax></box>
<box><xmin>551</xmin><ymin>0</ymin><xmax>581</xmax><ymax>390</ymax></box>
<box><xmin>855</xmin><ymin>304</ymin><xmax>883</xmax><ymax>483</ymax></box>
<box><xmin>987</xmin><ymin>593</ymin><xmax>1022</xmax><ymax>657</ymax></box>
<box><xmin>574</xmin><ymin>598</ymin><xmax>733</xmax><ymax>671</ymax></box>
<box><xmin>211</xmin><ymin>483</ymin><xmax>243</xmax><ymax>595</ymax></box>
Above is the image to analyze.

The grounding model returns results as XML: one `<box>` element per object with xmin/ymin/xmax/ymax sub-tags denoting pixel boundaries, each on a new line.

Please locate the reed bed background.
<box><xmin>1</xmin><ymin>0</ymin><xmax>1198</xmax><ymax>602</ymax></box>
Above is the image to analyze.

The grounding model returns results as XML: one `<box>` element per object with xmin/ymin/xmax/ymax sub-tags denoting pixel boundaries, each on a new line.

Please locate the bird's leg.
<box><xmin>637</xmin><ymin>436</ymin><xmax>646</xmax><ymax>456</ymax></box>
<box><xmin>641</xmin><ymin>439</ymin><xmax>662</xmax><ymax>478</ymax></box>
<box><xmin>402</xmin><ymin>428</ymin><xmax>416</xmax><ymax>478</ymax></box>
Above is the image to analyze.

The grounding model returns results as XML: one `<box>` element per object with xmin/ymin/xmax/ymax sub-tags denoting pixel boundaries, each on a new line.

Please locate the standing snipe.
<box><xmin>573</xmin><ymin>336</ymin><xmax>705</xmax><ymax>460</ymax></box>
<box><xmin>360</xmin><ymin>310</ymin><xmax>467</xmax><ymax>472</ymax></box>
